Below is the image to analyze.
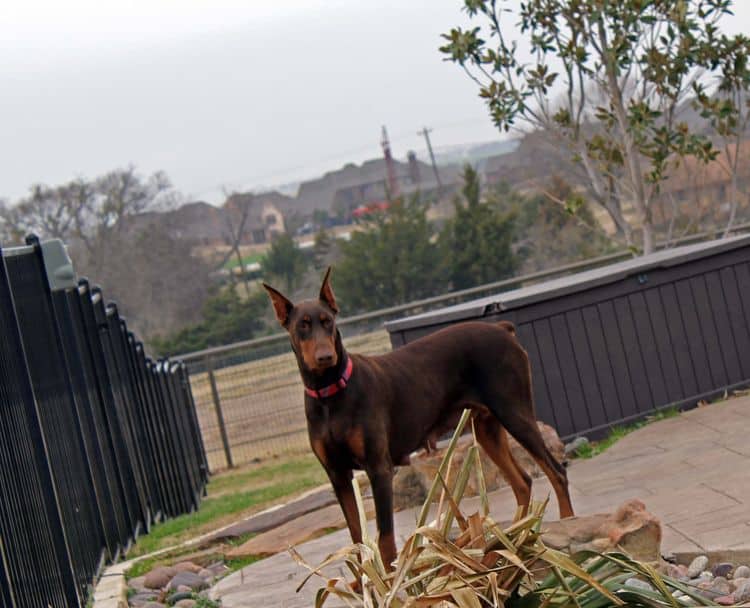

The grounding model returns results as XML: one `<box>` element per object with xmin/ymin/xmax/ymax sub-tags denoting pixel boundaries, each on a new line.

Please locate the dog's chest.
<box><xmin>308</xmin><ymin>409</ymin><xmax>368</xmax><ymax>469</ymax></box>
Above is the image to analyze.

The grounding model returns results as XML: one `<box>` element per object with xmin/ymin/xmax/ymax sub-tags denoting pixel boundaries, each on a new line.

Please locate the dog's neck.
<box><xmin>295</xmin><ymin>328</ymin><xmax>351</xmax><ymax>391</ymax></box>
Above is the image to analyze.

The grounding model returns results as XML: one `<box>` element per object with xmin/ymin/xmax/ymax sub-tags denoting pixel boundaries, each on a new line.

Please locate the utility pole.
<box><xmin>418</xmin><ymin>126</ymin><xmax>443</xmax><ymax>196</ymax></box>
<box><xmin>381</xmin><ymin>126</ymin><xmax>401</xmax><ymax>199</ymax></box>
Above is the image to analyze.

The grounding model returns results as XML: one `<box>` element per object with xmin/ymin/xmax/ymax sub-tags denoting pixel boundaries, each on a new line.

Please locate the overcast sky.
<box><xmin>3</xmin><ymin>1</ymin><xmax>750</xmax><ymax>204</ymax></box>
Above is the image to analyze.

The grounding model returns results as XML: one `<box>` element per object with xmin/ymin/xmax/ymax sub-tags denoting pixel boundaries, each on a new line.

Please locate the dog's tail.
<box><xmin>497</xmin><ymin>320</ymin><xmax>516</xmax><ymax>335</ymax></box>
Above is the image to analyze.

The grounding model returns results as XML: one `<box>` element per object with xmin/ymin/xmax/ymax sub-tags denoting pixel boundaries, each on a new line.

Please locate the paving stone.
<box><xmin>226</xmin><ymin>499</ymin><xmax>375</xmax><ymax>558</ymax></box>
<box><xmin>210</xmin><ymin>396</ymin><xmax>750</xmax><ymax>608</ymax></box>
<box><xmin>209</xmin><ymin>486</ymin><xmax>336</xmax><ymax>541</ymax></box>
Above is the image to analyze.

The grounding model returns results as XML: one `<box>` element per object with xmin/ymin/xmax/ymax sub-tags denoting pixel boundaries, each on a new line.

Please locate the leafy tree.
<box><xmin>151</xmin><ymin>286</ymin><xmax>269</xmax><ymax>356</ymax></box>
<box><xmin>261</xmin><ymin>233</ymin><xmax>308</xmax><ymax>292</ymax></box>
<box><xmin>335</xmin><ymin>197</ymin><xmax>446</xmax><ymax>312</ymax></box>
<box><xmin>312</xmin><ymin>228</ymin><xmax>334</xmax><ymax>270</ymax></box>
<box><xmin>441</xmin><ymin>0</ymin><xmax>750</xmax><ymax>253</ymax></box>
<box><xmin>440</xmin><ymin>165</ymin><xmax>518</xmax><ymax>290</ymax></box>
<box><xmin>509</xmin><ymin>176</ymin><xmax>615</xmax><ymax>271</ymax></box>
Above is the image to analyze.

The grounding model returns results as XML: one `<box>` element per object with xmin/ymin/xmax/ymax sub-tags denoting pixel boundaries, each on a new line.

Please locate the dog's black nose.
<box><xmin>316</xmin><ymin>353</ymin><xmax>334</xmax><ymax>366</ymax></box>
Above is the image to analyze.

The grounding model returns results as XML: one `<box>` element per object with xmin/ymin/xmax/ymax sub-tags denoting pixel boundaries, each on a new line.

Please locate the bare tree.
<box><xmin>219</xmin><ymin>191</ymin><xmax>253</xmax><ymax>298</ymax></box>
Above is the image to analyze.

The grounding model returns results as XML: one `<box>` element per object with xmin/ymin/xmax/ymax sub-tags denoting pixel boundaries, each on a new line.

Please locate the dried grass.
<box><xmin>291</xmin><ymin>410</ymin><xmax>715</xmax><ymax>608</ymax></box>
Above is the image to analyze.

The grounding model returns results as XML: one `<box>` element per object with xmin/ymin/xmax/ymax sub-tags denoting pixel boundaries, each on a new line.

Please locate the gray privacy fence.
<box><xmin>387</xmin><ymin>235</ymin><xmax>750</xmax><ymax>440</ymax></box>
<box><xmin>182</xmin><ymin>223</ymin><xmax>750</xmax><ymax>471</ymax></box>
<box><xmin>0</xmin><ymin>236</ymin><xmax>207</xmax><ymax>608</ymax></box>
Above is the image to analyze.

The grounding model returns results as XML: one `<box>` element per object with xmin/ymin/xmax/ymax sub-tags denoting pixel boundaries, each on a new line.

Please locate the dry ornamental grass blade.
<box><xmin>291</xmin><ymin>409</ymin><xmax>709</xmax><ymax>607</ymax></box>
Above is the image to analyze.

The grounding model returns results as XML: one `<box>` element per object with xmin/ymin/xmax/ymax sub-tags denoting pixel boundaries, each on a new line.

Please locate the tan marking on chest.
<box><xmin>311</xmin><ymin>438</ymin><xmax>328</xmax><ymax>467</ymax></box>
<box><xmin>346</xmin><ymin>427</ymin><xmax>366</xmax><ymax>462</ymax></box>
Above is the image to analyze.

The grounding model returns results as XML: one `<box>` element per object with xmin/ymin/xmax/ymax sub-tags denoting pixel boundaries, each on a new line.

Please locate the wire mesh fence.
<box><xmin>182</xmin><ymin>222</ymin><xmax>750</xmax><ymax>472</ymax></box>
<box><xmin>0</xmin><ymin>236</ymin><xmax>207</xmax><ymax>608</ymax></box>
<box><xmin>182</xmin><ymin>253</ymin><xmax>641</xmax><ymax>471</ymax></box>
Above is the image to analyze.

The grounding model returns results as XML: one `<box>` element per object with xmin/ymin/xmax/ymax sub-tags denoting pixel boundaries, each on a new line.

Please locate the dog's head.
<box><xmin>262</xmin><ymin>267</ymin><xmax>340</xmax><ymax>375</ymax></box>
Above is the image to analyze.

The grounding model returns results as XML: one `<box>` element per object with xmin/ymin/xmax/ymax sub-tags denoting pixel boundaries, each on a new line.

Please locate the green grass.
<box><xmin>223</xmin><ymin>252</ymin><xmax>265</xmax><ymax>270</ymax></box>
<box><xmin>573</xmin><ymin>407</ymin><xmax>680</xmax><ymax>459</ymax></box>
<box><xmin>127</xmin><ymin>456</ymin><xmax>327</xmax><ymax>558</ymax></box>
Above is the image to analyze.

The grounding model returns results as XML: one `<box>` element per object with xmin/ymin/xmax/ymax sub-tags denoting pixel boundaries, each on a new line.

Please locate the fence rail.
<box><xmin>185</xmin><ymin>221</ymin><xmax>750</xmax><ymax>471</ymax></box>
<box><xmin>0</xmin><ymin>236</ymin><xmax>207</xmax><ymax>608</ymax></box>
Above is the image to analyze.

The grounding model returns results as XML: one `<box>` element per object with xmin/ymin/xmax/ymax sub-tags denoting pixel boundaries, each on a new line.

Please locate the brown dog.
<box><xmin>263</xmin><ymin>268</ymin><xmax>574</xmax><ymax>568</ymax></box>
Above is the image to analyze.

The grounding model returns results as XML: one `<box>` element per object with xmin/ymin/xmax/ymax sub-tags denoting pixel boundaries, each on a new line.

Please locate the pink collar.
<box><xmin>304</xmin><ymin>356</ymin><xmax>353</xmax><ymax>399</ymax></box>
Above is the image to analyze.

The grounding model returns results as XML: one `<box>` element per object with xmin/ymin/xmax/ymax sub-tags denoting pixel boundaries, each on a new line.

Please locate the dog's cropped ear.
<box><xmin>319</xmin><ymin>266</ymin><xmax>339</xmax><ymax>315</ymax></box>
<box><xmin>262</xmin><ymin>283</ymin><xmax>294</xmax><ymax>327</ymax></box>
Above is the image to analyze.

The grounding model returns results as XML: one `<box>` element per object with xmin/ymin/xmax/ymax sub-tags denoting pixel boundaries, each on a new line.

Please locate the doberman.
<box><xmin>263</xmin><ymin>268</ymin><xmax>574</xmax><ymax>569</ymax></box>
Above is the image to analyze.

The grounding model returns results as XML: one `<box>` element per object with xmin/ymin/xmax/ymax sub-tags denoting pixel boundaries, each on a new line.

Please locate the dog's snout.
<box><xmin>316</xmin><ymin>352</ymin><xmax>334</xmax><ymax>366</ymax></box>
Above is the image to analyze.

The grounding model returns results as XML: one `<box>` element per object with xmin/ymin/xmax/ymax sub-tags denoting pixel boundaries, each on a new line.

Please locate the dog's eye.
<box><xmin>322</xmin><ymin>317</ymin><xmax>332</xmax><ymax>328</ymax></box>
<box><xmin>300</xmin><ymin>319</ymin><xmax>311</xmax><ymax>330</ymax></box>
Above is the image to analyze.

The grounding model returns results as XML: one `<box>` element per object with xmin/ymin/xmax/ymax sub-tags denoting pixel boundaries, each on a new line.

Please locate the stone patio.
<box><xmin>212</xmin><ymin>395</ymin><xmax>750</xmax><ymax>608</ymax></box>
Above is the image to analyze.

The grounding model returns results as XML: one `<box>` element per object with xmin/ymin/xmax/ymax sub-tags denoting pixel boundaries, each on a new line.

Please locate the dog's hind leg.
<box><xmin>474</xmin><ymin>413</ymin><xmax>531</xmax><ymax>512</ymax></box>
<box><xmin>483</xmin><ymin>346</ymin><xmax>575</xmax><ymax>519</ymax></box>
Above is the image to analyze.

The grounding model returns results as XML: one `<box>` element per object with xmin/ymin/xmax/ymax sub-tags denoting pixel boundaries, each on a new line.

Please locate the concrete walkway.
<box><xmin>212</xmin><ymin>395</ymin><xmax>750</xmax><ymax>607</ymax></box>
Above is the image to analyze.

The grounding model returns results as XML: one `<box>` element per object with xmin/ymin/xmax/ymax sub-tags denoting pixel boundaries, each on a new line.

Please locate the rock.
<box><xmin>624</xmin><ymin>577</ymin><xmax>654</xmax><ymax>592</ymax></box>
<box><xmin>735</xmin><ymin>580</ymin><xmax>750</xmax><ymax>603</ymax></box>
<box><xmin>209</xmin><ymin>486</ymin><xmax>337</xmax><ymax>541</ymax></box>
<box><xmin>536</xmin><ymin>499</ymin><xmax>661</xmax><ymax>563</ymax></box>
<box><xmin>711</xmin><ymin>577</ymin><xmax>732</xmax><ymax>596</ymax></box>
<box><xmin>716</xmin><ymin>595</ymin><xmax>736</xmax><ymax>606</ymax></box>
<box><xmin>197</xmin><ymin>568</ymin><xmax>213</xmax><ymax>579</ymax></box>
<box><xmin>565</xmin><ymin>436</ymin><xmax>590</xmax><ymax>457</ymax></box>
<box><xmin>173</xmin><ymin>561</ymin><xmax>202</xmax><ymax>574</ymax></box>
<box><xmin>734</xmin><ymin>578</ymin><xmax>750</xmax><ymax>591</ymax></box>
<box><xmin>143</xmin><ymin>566</ymin><xmax>178</xmax><ymax>589</ymax></box>
<box><xmin>687</xmin><ymin>556</ymin><xmax>709</xmax><ymax>578</ymax></box>
<box><xmin>393</xmin><ymin>422</ymin><xmax>565</xmax><ymax>507</ymax></box>
<box><xmin>665</xmin><ymin>563</ymin><xmax>688</xmax><ymax>579</ymax></box>
<box><xmin>128</xmin><ymin>592</ymin><xmax>159</xmax><ymax>607</ymax></box>
<box><xmin>167</xmin><ymin>572</ymin><xmax>209</xmax><ymax>592</ymax></box>
<box><xmin>735</xmin><ymin>566</ymin><xmax>750</xmax><ymax>580</ymax></box>
<box><xmin>168</xmin><ymin>590</ymin><xmax>194</xmax><ymax>603</ymax></box>
<box><xmin>227</xmin><ymin>500</ymin><xmax>376</xmax><ymax>558</ymax></box>
<box><xmin>393</xmin><ymin>466</ymin><xmax>428</xmax><ymax>511</ymax></box>
<box><xmin>128</xmin><ymin>575</ymin><xmax>147</xmax><ymax>592</ymax></box>
<box><xmin>143</xmin><ymin>603</ymin><xmax>167</xmax><ymax>608</ymax></box>
<box><xmin>713</xmin><ymin>562</ymin><xmax>734</xmax><ymax>578</ymax></box>
<box><xmin>175</xmin><ymin>601</ymin><xmax>197</xmax><ymax>608</ymax></box>
<box><xmin>176</xmin><ymin>584</ymin><xmax>192</xmax><ymax>593</ymax></box>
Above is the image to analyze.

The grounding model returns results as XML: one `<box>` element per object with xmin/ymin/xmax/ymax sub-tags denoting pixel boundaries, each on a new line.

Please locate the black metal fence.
<box><xmin>0</xmin><ymin>236</ymin><xmax>207</xmax><ymax>608</ymax></box>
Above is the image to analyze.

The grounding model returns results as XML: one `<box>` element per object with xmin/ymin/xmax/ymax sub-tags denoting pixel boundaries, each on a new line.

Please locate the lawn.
<box><xmin>222</xmin><ymin>252</ymin><xmax>265</xmax><ymax>270</ymax></box>
<box><xmin>127</xmin><ymin>454</ymin><xmax>328</xmax><ymax>558</ymax></box>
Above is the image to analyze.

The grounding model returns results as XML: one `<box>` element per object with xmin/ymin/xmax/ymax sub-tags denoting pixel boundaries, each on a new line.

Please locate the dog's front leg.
<box><xmin>367</xmin><ymin>465</ymin><xmax>396</xmax><ymax>569</ymax></box>
<box><xmin>328</xmin><ymin>468</ymin><xmax>362</xmax><ymax>545</ymax></box>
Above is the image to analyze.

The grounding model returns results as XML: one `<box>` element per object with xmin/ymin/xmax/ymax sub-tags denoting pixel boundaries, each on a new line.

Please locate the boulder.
<box><xmin>393</xmin><ymin>422</ymin><xmax>565</xmax><ymax>509</ymax></box>
<box><xmin>540</xmin><ymin>499</ymin><xmax>662</xmax><ymax>564</ymax></box>
<box><xmin>143</xmin><ymin>566</ymin><xmax>178</xmax><ymax>589</ymax></box>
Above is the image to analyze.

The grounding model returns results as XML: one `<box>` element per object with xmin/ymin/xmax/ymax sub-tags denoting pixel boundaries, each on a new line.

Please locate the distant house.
<box><xmin>294</xmin><ymin>156</ymin><xmax>461</xmax><ymax>220</ymax></box>
<box><xmin>224</xmin><ymin>193</ymin><xmax>287</xmax><ymax>244</ymax></box>
<box><xmin>119</xmin><ymin>191</ymin><xmax>290</xmax><ymax>246</ymax></box>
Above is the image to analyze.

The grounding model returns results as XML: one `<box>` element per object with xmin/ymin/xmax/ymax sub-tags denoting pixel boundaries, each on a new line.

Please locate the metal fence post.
<box><xmin>206</xmin><ymin>357</ymin><xmax>234</xmax><ymax>469</ymax></box>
